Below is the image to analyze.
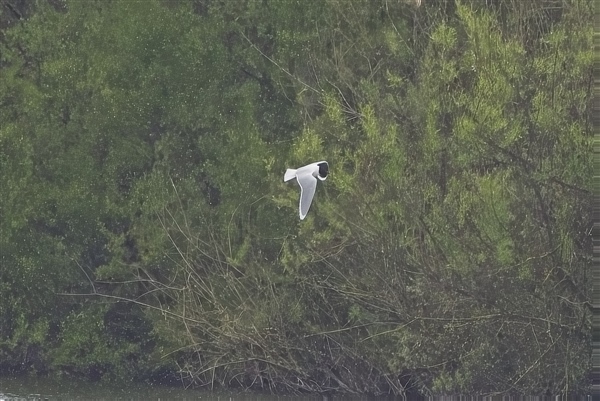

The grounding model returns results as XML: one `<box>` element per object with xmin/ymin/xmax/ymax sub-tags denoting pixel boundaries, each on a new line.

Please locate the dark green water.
<box><xmin>0</xmin><ymin>376</ymin><xmax>322</xmax><ymax>401</ymax></box>
<box><xmin>0</xmin><ymin>377</ymin><xmax>592</xmax><ymax>401</ymax></box>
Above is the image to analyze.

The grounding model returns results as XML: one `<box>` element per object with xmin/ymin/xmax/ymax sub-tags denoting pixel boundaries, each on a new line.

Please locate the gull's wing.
<box><xmin>284</xmin><ymin>168</ymin><xmax>297</xmax><ymax>182</ymax></box>
<box><xmin>296</xmin><ymin>171</ymin><xmax>317</xmax><ymax>220</ymax></box>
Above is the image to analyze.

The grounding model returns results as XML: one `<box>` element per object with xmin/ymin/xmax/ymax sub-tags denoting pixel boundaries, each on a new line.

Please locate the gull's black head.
<box><xmin>318</xmin><ymin>162</ymin><xmax>329</xmax><ymax>179</ymax></box>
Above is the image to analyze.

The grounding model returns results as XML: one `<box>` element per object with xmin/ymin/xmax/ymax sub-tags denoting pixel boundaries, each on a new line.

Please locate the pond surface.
<box><xmin>0</xmin><ymin>377</ymin><xmax>592</xmax><ymax>401</ymax></box>
<box><xmin>0</xmin><ymin>376</ymin><xmax>323</xmax><ymax>401</ymax></box>
<box><xmin>0</xmin><ymin>376</ymin><xmax>412</xmax><ymax>401</ymax></box>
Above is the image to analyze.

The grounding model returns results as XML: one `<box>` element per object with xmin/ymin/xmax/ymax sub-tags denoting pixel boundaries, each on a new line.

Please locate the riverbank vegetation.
<box><xmin>0</xmin><ymin>0</ymin><xmax>592</xmax><ymax>396</ymax></box>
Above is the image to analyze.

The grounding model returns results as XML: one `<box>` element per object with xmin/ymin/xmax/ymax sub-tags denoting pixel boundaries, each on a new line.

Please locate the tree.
<box><xmin>0</xmin><ymin>0</ymin><xmax>591</xmax><ymax>395</ymax></box>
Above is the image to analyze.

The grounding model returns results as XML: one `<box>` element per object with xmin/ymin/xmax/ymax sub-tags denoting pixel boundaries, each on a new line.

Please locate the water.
<box><xmin>0</xmin><ymin>377</ymin><xmax>592</xmax><ymax>401</ymax></box>
<box><xmin>0</xmin><ymin>376</ymin><xmax>323</xmax><ymax>401</ymax></box>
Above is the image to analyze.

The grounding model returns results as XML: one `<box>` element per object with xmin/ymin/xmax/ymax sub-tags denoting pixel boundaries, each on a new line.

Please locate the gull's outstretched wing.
<box><xmin>284</xmin><ymin>168</ymin><xmax>297</xmax><ymax>182</ymax></box>
<box><xmin>296</xmin><ymin>171</ymin><xmax>317</xmax><ymax>220</ymax></box>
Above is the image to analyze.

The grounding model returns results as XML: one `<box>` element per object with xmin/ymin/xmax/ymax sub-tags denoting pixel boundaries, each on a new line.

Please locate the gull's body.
<box><xmin>284</xmin><ymin>161</ymin><xmax>328</xmax><ymax>220</ymax></box>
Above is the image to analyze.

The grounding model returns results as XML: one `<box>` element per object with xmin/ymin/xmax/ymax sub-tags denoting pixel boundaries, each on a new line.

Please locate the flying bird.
<box><xmin>284</xmin><ymin>161</ymin><xmax>328</xmax><ymax>220</ymax></box>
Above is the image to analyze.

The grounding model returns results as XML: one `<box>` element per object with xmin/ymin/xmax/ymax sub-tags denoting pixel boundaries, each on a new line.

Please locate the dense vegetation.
<box><xmin>0</xmin><ymin>0</ymin><xmax>592</xmax><ymax>396</ymax></box>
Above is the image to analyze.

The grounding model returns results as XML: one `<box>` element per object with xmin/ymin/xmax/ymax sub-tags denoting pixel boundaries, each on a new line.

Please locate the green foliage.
<box><xmin>49</xmin><ymin>303</ymin><xmax>158</xmax><ymax>381</ymax></box>
<box><xmin>0</xmin><ymin>0</ymin><xmax>591</xmax><ymax>396</ymax></box>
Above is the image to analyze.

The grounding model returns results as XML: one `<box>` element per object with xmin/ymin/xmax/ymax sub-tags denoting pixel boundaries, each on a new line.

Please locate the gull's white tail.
<box><xmin>284</xmin><ymin>169</ymin><xmax>297</xmax><ymax>182</ymax></box>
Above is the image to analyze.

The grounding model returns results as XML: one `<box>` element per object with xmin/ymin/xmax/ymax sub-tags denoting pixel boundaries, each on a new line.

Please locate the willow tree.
<box><xmin>0</xmin><ymin>0</ymin><xmax>274</xmax><ymax>378</ymax></box>
<box><xmin>0</xmin><ymin>0</ymin><xmax>591</xmax><ymax>395</ymax></box>
<box><xmin>275</xmin><ymin>0</ymin><xmax>592</xmax><ymax>395</ymax></box>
